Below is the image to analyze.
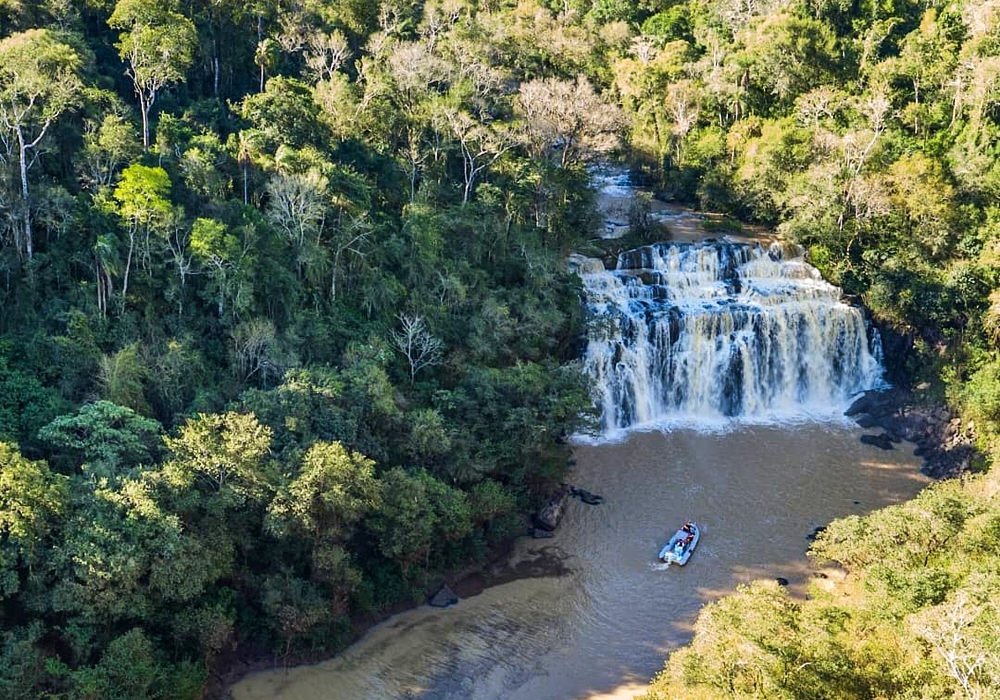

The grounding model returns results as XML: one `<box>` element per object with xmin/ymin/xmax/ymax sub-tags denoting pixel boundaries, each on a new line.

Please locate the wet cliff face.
<box><xmin>580</xmin><ymin>241</ymin><xmax>885</xmax><ymax>434</ymax></box>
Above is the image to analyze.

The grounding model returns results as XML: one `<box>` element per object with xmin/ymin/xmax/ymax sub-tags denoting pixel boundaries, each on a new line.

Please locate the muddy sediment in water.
<box><xmin>228</xmin><ymin>168</ymin><xmax>931</xmax><ymax>700</ymax></box>
<box><xmin>232</xmin><ymin>424</ymin><xmax>928</xmax><ymax>700</ymax></box>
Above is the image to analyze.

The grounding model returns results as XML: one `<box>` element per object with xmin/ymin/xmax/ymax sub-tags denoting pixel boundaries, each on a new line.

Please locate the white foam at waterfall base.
<box><xmin>571</xmin><ymin>409</ymin><xmax>863</xmax><ymax>444</ymax></box>
<box><xmin>575</xmin><ymin>242</ymin><xmax>885</xmax><ymax>441</ymax></box>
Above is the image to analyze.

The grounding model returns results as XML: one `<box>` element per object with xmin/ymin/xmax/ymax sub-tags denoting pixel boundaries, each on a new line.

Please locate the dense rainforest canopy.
<box><xmin>1</xmin><ymin>0</ymin><xmax>1000</xmax><ymax>698</ymax></box>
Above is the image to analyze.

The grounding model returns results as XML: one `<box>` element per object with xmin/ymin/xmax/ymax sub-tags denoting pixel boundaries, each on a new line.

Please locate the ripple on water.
<box><xmin>231</xmin><ymin>425</ymin><xmax>929</xmax><ymax>700</ymax></box>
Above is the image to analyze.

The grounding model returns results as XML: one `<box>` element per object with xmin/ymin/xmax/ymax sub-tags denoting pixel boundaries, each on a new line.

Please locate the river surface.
<box><xmin>232</xmin><ymin>424</ymin><xmax>928</xmax><ymax>700</ymax></box>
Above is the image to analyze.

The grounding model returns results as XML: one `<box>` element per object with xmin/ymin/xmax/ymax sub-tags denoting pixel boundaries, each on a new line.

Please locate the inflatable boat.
<box><xmin>659</xmin><ymin>522</ymin><xmax>700</xmax><ymax>565</ymax></box>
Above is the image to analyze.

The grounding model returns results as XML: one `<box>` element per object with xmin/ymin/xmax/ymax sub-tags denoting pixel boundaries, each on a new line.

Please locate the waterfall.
<box><xmin>580</xmin><ymin>241</ymin><xmax>884</xmax><ymax>434</ymax></box>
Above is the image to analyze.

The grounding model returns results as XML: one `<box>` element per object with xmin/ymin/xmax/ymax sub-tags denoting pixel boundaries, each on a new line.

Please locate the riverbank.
<box><xmin>229</xmin><ymin>425</ymin><xmax>930</xmax><ymax>700</ymax></box>
<box><xmin>221</xmin><ymin>169</ymin><xmax>961</xmax><ymax>700</ymax></box>
<box><xmin>209</xmin><ymin>531</ymin><xmax>575</xmax><ymax>698</ymax></box>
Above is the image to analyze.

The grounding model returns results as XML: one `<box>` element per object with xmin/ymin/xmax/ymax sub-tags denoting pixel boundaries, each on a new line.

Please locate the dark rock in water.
<box><xmin>667</xmin><ymin>306</ymin><xmax>682</xmax><ymax>345</ymax></box>
<box><xmin>569</xmin><ymin>486</ymin><xmax>605</xmax><ymax>506</ymax></box>
<box><xmin>806</xmin><ymin>525</ymin><xmax>827</xmax><ymax>542</ymax></box>
<box><xmin>860</xmin><ymin>433</ymin><xmax>895</xmax><ymax>450</ymax></box>
<box><xmin>535</xmin><ymin>485</ymin><xmax>573</xmax><ymax>531</ymax></box>
<box><xmin>429</xmin><ymin>584</ymin><xmax>459</xmax><ymax>608</ymax></box>
<box><xmin>854</xmin><ymin>413</ymin><xmax>880</xmax><ymax>429</ymax></box>
<box><xmin>845</xmin><ymin>391</ymin><xmax>891</xmax><ymax>417</ymax></box>
<box><xmin>776</xmin><ymin>577</ymin><xmax>789</xmax><ymax>587</ymax></box>
<box><xmin>532</xmin><ymin>528</ymin><xmax>555</xmax><ymax>539</ymax></box>
<box><xmin>875</xmin><ymin>411</ymin><xmax>910</xmax><ymax>440</ymax></box>
<box><xmin>845</xmin><ymin>393</ymin><xmax>873</xmax><ymax>417</ymax></box>
<box><xmin>721</xmin><ymin>346</ymin><xmax>744</xmax><ymax>417</ymax></box>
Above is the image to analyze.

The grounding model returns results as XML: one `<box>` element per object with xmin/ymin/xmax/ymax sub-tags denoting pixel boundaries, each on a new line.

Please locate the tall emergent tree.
<box><xmin>108</xmin><ymin>0</ymin><xmax>197</xmax><ymax>149</ymax></box>
<box><xmin>0</xmin><ymin>29</ymin><xmax>83</xmax><ymax>259</ymax></box>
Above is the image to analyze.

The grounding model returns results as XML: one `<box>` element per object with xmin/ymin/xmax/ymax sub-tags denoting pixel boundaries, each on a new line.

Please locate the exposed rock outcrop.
<box><xmin>532</xmin><ymin>484</ymin><xmax>606</xmax><ymax>535</ymax></box>
<box><xmin>846</xmin><ymin>388</ymin><xmax>978</xmax><ymax>478</ymax></box>
<box><xmin>534</xmin><ymin>485</ymin><xmax>573</xmax><ymax>532</ymax></box>
<box><xmin>429</xmin><ymin>584</ymin><xmax>459</xmax><ymax>608</ymax></box>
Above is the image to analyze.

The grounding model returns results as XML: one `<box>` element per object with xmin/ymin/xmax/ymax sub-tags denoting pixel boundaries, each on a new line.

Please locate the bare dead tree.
<box><xmin>911</xmin><ymin>591</ymin><xmax>1000</xmax><ymax>700</ymax></box>
<box><xmin>330</xmin><ymin>211</ymin><xmax>371</xmax><ymax>301</ymax></box>
<box><xmin>304</xmin><ymin>30</ymin><xmax>352</xmax><ymax>81</ymax></box>
<box><xmin>265</xmin><ymin>169</ymin><xmax>328</xmax><ymax>278</ymax></box>
<box><xmin>392</xmin><ymin>314</ymin><xmax>443</xmax><ymax>382</ymax></box>
<box><xmin>231</xmin><ymin>317</ymin><xmax>284</xmax><ymax>386</ymax></box>
<box><xmin>516</xmin><ymin>76</ymin><xmax>624</xmax><ymax>169</ymax></box>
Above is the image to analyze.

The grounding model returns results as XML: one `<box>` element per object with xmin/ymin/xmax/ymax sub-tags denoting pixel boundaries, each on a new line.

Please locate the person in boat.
<box><xmin>683</xmin><ymin>533</ymin><xmax>694</xmax><ymax>546</ymax></box>
<box><xmin>682</xmin><ymin>522</ymin><xmax>694</xmax><ymax>534</ymax></box>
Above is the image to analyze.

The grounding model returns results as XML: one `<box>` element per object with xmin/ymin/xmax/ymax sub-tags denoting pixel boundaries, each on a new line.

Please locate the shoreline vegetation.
<box><xmin>2</xmin><ymin>0</ymin><xmax>1000</xmax><ymax>698</ymax></box>
<box><xmin>213</xmin><ymin>533</ymin><xmax>571</xmax><ymax>696</ymax></box>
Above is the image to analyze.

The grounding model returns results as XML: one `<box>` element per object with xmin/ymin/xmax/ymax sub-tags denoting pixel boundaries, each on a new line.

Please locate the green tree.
<box><xmin>77</xmin><ymin>107</ymin><xmax>142</xmax><ymax>192</ymax></box>
<box><xmin>267</xmin><ymin>441</ymin><xmax>379</xmax><ymax>543</ymax></box>
<box><xmin>0</xmin><ymin>352</ymin><xmax>67</xmax><ymax>446</ymax></box>
<box><xmin>189</xmin><ymin>217</ymin><xmax>245</xmax><ymax>316</ymax></box>
<box><xmin>370</xmin><ymin>467</ymin><xmax>471</xmax><ymax>574</ymax></box>
<box><xmin>0</xmin><ymin>444</ymin><xmax>67</xmax><ymax>595</ymax></box>
<box><xmin>109</xmin><ymin>164</ymin><xmax>173</xmax><ymax>305</ymax></box>
<box><xmin>260</xmin><ymin>571</ymin><xmax>332</xmax><ymax>657</ymax></box>
<box><xmin>37</xmin><ymin>401</ymin><xmax>162</xmax><ymax>478</ymax></box>
<box><xmin>266</xmin><ymin>442</ymin><xmax>379</xmax><ymax>608</ymax></box>
<box><xmin>108</xmin><ymin>0</ymin><xmax>197</xmax><ymax>149</ymax></box>
<box><xmin>162</xmin><ymin>412</ymin><xmax>275</xmax><ymax>510</ymax></box>
<box><xmin>0</xmin><ymin>29</ymin><xmax>84</xmax><ymax>259</ymax></box>
<box><xmin>644</xmin><ymin>581</ymin><xmax>805</xmax><ymax>699</ymax></box>
<box><xmin>71</xmin><ymin>628</ymin><xmax>205</xmax><ymax>700</ymax></box>
<box><xmin>97</xmin><ymin>343</ymin><xmax>152</xmax><ymax>415</ymax></box>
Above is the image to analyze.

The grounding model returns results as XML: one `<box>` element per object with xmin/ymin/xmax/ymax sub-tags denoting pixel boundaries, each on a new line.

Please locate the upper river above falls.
<box><xmin>231</xmin><ymin>169</ymin><xmax>930</xmax><ymax>700</ymax></box>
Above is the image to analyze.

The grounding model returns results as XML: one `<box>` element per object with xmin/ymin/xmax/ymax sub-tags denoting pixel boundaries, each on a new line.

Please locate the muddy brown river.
<box><xmin>232</xmin><ymin>423</ymin><xmax>928</xmax><ymax>700</ymax></box>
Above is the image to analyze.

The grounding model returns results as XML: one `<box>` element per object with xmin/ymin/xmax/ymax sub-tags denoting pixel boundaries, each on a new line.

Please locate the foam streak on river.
<box><xmin>232</xmin><ymin>425</ymin><xmax>927</xmax><ymax>700</ymax></box>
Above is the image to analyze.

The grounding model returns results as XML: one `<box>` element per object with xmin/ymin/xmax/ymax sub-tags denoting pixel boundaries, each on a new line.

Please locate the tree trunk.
<box><xmin>122</xmin><ymin>228</ymin><xmax>136</xmax><ymax>309</ymax></box>
<box><xmin>139</xmin><ymin>92</ymin><xmax>151</xmax><ymax>150</ymax></box>
<box><xmin>16</xmin><ymin>126</ymin><xmax>31</xmax><ymax>259</ymax></box>
<box><xmin>213</xmin><ymin>43</ymin><xmax>220</xmax><ymax>98</ymax></box>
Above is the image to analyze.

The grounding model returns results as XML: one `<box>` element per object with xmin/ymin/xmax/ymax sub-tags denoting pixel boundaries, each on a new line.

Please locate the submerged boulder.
<box><xmin>860</xmin><ymin>433</ymin><xmax>895</xmax><ymax>450</ymax></box>
<box><xmin>534</xmin><ymin>484</ymin><xmax>606</xmax><ymax>534</ymax></box>
<box><xmin>570</xmin><ymin>486</ymin><xmax>605</xmax><ymax>506</ymax></box>
<box><xmin>854</xmin><ymin>413</ymin><xmax>880</xmax><ymax>429</ymax></box>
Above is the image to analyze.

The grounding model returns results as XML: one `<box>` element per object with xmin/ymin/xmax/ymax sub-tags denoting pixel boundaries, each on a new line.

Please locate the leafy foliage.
<box><xmin>0</xmin><ymin>2</ymin><xmax>599</xmax><ymax>693</ymax></box>
<box><xmin>6</xmin><ymin>0</ymin><xmax>1000</xmax><ymax>696</ymax></box>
